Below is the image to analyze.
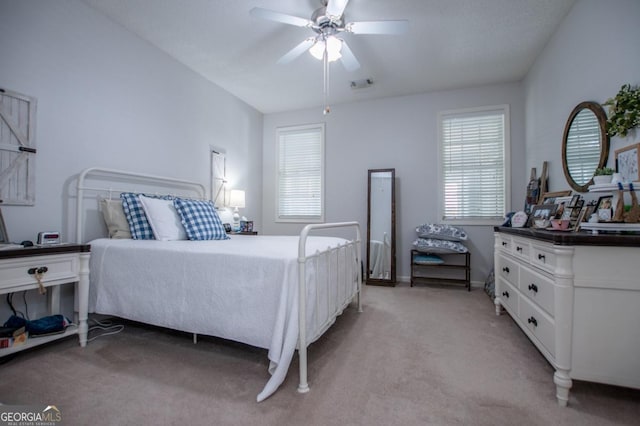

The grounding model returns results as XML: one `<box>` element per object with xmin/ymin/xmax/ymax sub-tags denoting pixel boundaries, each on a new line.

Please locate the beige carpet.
<box><xmin>1</xmin><ymin>283</ymin><xmax>638</xmax><ymax>425</ymax></box>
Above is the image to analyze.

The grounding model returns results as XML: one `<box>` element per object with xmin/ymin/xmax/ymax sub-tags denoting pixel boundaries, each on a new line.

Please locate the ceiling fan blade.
<box><xmin>339</xmin><ymin>41</ymin><xmax>360</xmax><ymax>71</ymax></box>
<box><xmin>326</xmin><ymin>0</ymin><xmax>350</xmax><ymax>19</ymax></box>
<box><xmin>250</xmin><ymin>7</ymin><xmax>311</xmax><ymax>27</ymax></box>
<box><xmin>347</xmin><ymin>20</ymin><xmax>409</xmax><ymax>35</ymax></box>
<box><xmin>277</xmin><ymin>38</ymin><xmax>316</xmax><ymax>64</ymax></box>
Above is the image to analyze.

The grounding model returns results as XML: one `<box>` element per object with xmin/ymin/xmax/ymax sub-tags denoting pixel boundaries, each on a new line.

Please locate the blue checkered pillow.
<box><xmin>120</xmin><ymin>192</ymin><xmax>173</xmax><ymax>240</ymax></box>
<box><xmin>173</xmin><ymin>198</ymin><xmax>229</xmax><ymax>241</ymax></box>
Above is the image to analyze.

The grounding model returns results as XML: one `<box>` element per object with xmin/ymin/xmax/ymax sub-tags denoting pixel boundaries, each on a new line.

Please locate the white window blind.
<box><xmin>439</xmin><ymin>106</ymin><xmax>509</xmax><ymax>223</ymax></box>
<box><xmin>276</xmin><ymin>123</ymin><xmax>324</xmax><ymax>222</ymax></box>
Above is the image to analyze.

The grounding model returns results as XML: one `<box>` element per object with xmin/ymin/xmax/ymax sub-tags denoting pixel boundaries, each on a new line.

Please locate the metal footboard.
<box><xmin>297</xmin><ymin>222</ymin><xmax>362</xmax><ymax>393</ymax></box>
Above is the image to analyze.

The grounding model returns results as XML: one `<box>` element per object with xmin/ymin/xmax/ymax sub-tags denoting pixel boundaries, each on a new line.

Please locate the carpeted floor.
<box><xmin>1</xmin><ymin>283</ymin><xmax>638</xmax><ymax>425</ymax></box>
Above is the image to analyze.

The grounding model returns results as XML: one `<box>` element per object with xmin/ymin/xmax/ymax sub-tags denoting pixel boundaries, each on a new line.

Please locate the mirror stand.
<box><xmin>366</xmin><ymin>168</ymin><xmax>396</xmax><ymax>286</ymax></box>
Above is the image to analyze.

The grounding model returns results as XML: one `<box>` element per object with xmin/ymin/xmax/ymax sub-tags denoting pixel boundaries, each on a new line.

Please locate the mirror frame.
<box><xmin>366</xmin><ymin>168</ymin><xmax>396</xmax><ymax>286</ymax></box>
<box><xmin>562</xmin><ymin>101</ymin><xmax>609</xmax><ymax>192</ymax></box>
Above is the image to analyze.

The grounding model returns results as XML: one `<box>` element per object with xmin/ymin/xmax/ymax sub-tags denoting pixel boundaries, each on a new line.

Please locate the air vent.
<box><xmin>350</xmin><ymin>78</ymin><xmax>373</xmax><ymax>89</ymax></box>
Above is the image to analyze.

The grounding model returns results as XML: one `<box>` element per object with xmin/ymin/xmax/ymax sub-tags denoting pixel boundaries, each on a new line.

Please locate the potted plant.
<box><xmin>593</xmin><ymin>167</ymin><xmax>614</xmax><ymax>185</ymax></box>
<box><xmin>603</xmin><ymin>84</ymin><xmax>640</xmax><ymax>137</ymax></box>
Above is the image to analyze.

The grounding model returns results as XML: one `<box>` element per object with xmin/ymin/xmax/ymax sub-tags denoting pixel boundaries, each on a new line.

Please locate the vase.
<box><xmin>593</xmin><ymin>175</ymin><xmax>613</xmax><ymax>185</ymax></box>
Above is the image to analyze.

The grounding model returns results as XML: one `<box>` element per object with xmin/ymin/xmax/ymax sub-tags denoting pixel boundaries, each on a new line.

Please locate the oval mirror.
<box><xmin>562</xmin><ymin>101</ymin><xmax>609</xmax><ymax>192</ymax></box>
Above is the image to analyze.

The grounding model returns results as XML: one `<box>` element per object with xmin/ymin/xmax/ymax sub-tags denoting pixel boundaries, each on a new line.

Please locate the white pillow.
<box><xmin>100</xmin><ymin>198</ymin><xmax>132</xmax><ymax>239</ymax></box>
<box><xmin>138</xmin><ymin>195</ymin><xmax>187</xmax><ymax>241</ymax></box>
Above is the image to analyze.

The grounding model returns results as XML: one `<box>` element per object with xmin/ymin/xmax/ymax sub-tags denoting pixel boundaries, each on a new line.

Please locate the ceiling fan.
<box><xmin>250</xmin><ymin>0</ymin><xmax>409</xmax><ymax>113</ymax></box>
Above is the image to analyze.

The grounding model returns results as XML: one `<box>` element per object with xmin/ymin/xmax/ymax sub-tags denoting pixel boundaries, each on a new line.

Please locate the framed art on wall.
<box><xmin>615</xmin><ymin>143</ymin><xmax>640</xmax><ymax>183</ymax></box>
<box><xmin>0</xmin><ymin>208</ymin><xmax>9</xmax><ymax>243</ymax></box>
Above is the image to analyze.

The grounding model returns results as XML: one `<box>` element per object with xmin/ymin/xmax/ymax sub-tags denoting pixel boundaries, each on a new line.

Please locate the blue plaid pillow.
<box><xmin>173</xmin><ymin>198</ymin><xmax>229</xmax><ymax>241</ymax></box>
<box><xmin>120</xmin><ymin>193</ymin><xmax>173</xmax><ymax>240</ymax></box>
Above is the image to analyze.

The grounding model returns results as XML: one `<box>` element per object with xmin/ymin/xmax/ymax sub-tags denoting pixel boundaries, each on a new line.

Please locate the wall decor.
<box><xmin>0</xmin><ymin>88</ymin><xmax>37</xmax><ymax>205</ymax></box>
<box><xmin>0</xmin><ymin>208</ymin><xmax>8</xmax><ymax>243</ymax></box>
<box><xmin>615</xmin><ymin>143</ymin><xmax>640</xmax><ymax>183</ymax></box>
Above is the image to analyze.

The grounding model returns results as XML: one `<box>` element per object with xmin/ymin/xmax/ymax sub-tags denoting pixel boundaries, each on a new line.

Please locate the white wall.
<box><xmin>0</xmin><ymin>0</ymin><xmax>263</xmax><ymax>319</ymax></box>
<box><xmin>0</xmin><ymin>0</ymin><xmax>263</xmax><ymax>244</ymax></box>
<box><xmin>525</xmin><ymin>0</ymin><xmax>640</xmax><ymax>190</ymax></box>
<box><xmin>263</xmin><ymin>83</ymin><xmax>526</xmax><ymax>283</ymax></box>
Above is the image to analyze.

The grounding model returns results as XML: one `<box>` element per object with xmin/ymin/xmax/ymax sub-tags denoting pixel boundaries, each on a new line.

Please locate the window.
<box><xmin>276</xmin><ymin>123</ymin><xmax>325</xmax><ymax>222</ymax></box>
<box><xmin>438</xmin><ymin>105</ymin><xmax>510</xmax><ymax>224</ymax></box>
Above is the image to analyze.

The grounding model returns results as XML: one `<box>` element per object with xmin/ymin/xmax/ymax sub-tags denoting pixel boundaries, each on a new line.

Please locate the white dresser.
<box><xmin>494</xmin><ymin>227</ymin><xmax>640</xmax><ymax>406</ymax></box>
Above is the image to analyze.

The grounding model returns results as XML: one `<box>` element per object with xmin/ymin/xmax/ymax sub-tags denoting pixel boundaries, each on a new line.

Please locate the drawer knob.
<box><xmin>528</xmin><ymin>283</ymin><xmax>538</xmax><ymax>293</ymax></box>
<box><xmin>538</xmin><ymin>253</ymin><xmax>546</xmax><ymax>262</ymax></box>
<box><xmin>502</xmin><ymin>291</ymin><xmax>509</xmax><ymax>298</ymax></box>
<box><xmin>516</xmin><ymin>246</ymin><xmax>523</xmax><ymax>252</ymax></box>
<box><xmin>502</xmin><ymin>242</ymin><xmax>507</xmax><ymax>247</ymax></box>
<box><xmin>527</xmin><ymin>316</ymin><xmax>538</xmax><ymax>327</ymax></box>
<box><xmin>502</xmin><ymin>266</ymin><xmax>510</xmax><ymax>273</ymax></box>
<box><xmin>27</xmin><ymin>266</ymin><xmax>49</xmax><ymax>275</ymax></box>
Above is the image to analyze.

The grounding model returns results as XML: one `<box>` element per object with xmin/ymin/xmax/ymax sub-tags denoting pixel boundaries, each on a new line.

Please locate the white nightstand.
<box><xmin>0</xmin><ymin>244</ymin><xmax>90</xmax><ymax>356</ymax></box>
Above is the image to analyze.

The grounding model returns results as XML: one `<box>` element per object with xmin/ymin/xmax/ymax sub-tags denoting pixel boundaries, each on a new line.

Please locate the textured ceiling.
<box><xmin>81</xmin><ymin>0</ymin><xmax>576</xmax><ymax>114</ymax></box>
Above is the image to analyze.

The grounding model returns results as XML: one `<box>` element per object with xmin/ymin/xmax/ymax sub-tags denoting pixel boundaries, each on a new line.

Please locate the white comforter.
<box><xmin>89</xmin><ymin>235</ymin><xmax>355</xmax><ymax>401</ymax></box>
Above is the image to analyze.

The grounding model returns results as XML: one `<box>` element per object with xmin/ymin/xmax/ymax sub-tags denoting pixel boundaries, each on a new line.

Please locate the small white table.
<box><xmin>0</xmin><ymin>244</ymin><xmax>90</xmax><ymax>356</ymax></box>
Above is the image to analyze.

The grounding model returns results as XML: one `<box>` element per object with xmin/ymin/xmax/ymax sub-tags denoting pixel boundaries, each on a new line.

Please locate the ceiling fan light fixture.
<box><xmin>309</xmin><ymin>36</ymin><xmax>342</xmax><ymax>62</ymax></box>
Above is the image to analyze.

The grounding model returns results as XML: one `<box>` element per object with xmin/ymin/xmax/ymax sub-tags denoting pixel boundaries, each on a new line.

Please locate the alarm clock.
<box><xmin>37</xmin><ymin>231</ymin><xmax>61</xmax><ymax>245</ymax></box>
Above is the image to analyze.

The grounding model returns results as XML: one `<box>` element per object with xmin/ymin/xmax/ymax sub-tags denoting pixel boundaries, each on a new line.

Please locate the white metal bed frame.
<box><xmin>75</xmin><ymin>167</ymin><xmax>362</xmax><ymax>396</ymax></box>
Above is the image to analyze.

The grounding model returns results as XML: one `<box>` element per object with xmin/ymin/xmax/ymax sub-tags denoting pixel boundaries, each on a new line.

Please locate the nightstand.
<box><xmin>0</xmin><ymin>244</ymin><xmax>90</xmax><ymax>356</ymax></box>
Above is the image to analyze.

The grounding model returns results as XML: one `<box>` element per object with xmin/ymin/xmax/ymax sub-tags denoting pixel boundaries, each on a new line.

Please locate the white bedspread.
<box><xmin>89</xmin><ymin>235</ymin><xmax>355</xmax><ymax>401</ymax></box>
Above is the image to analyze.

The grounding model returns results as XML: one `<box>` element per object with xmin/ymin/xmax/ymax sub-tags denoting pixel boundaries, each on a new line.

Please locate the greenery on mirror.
<box><xmin>603</xmin><ymin>84</ymin><xmax>640</xmax><ymax>137</ymax></box>
<box><xmin>594</xmin><ymin>167</ymin><xmax>614</xmax><ymax>176</ymax></box>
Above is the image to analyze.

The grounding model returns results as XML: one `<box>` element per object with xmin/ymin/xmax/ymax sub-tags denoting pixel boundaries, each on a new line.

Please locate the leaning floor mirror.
<box><xmin>366</xmin><ymin>168</ymin><xmax>396</xmax><ymax>286</ymax></box>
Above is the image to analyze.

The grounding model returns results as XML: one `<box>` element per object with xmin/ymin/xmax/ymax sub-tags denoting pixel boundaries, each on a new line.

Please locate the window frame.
<box><xmin>275</xmin><ymin>123</ymin><xmax>325</xmax><ymax>223</ymax></box>
<box><xmin>437</xmin><ymin>104</ymin><xmax>511</xmax><ymax>226</ymax></box>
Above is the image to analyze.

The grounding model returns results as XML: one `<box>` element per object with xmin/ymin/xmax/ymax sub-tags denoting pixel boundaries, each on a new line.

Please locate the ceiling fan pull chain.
<box><xmin>323</xmin><ymin>45</ymin><xmax>331</xmax><ymax>115</ymax></box>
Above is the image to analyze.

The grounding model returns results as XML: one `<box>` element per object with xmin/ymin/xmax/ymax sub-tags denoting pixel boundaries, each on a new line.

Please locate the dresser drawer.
<box><xmin>0</xmin><ymin>254</ymin><xmax>79</xmax><ymax>292</ymax></box>
<box><xmin>511</xmin><ymin>237</ymin><xmax>531</xmax><ymax>261</ymax></box>
<box><xmin>519</xmin><ymin>265</ymin><xmax>555</xmax><ymax>317</ymax></box>
<box><xmin>497</xmin><ymin>234</ymin><xmax>512</xmax><ymax>253</ymax></box>
<box><xmin>497</xmin><ymin>255</ymin><xmax>518</xmax><ymax>285</ymax></box>
<box><xmin>531</xmin><ymin>244</ymin><xmax>556</xmax><ymax>273</ymax></box>
<box><xmin>520</xmin><ymin>295</ymin><xmax>555</xmax><ymax>357</ymax></box>
<box><xmin>497</xmin><ymin>277</ymin><xmax>519</xmax><ymax>314</ymax></box>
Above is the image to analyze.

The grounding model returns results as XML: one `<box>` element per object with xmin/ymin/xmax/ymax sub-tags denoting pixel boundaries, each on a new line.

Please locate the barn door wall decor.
<box><xmin>0</xmin><ymin>88</ymin><xmax>37</xmax><ymax>205</ymax></box>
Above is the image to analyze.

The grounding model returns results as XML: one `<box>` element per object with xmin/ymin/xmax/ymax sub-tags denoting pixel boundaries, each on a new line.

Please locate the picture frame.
<box><xmin>568</xmin><ymin>194</ymin><xmax>581</xmax><ymax>208</ymax></box>
<box><xmin>615</xmin><ymin>143</ymin><xmax>640</xmax><ymax>183</ymax></box>
<box><xmin>540</xmin><ymin>190</ymin><xmax>572</xmax><ymax>205</ymax></box>
<box><xmin>0</xmin><ymin>208</ymin><xmax>9</xmax><ymax>243</ymax></box>
<box><xmin>573</xmin><ymin>206</ymin><xmax>589</xmax><ymax>232</ymax></box>
<box><xmin>552</xmin><ymin>196</ymin><xmax>574</xmax><ymax>219</ymax></box>
<box><xmin>595</xmin><ymin>195</ymin><xmax>613</xmax><ymax>221</ymax></box>
<box><xmin>527</xmin><ymin>204</ymin><xmax>557</xmax><ymax>228</ymax></box>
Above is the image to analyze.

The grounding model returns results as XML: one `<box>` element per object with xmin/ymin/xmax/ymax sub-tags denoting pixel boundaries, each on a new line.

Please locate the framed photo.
<box><xmin>568</xmin><ymin>194</ymin><xmax>581</xmax><ymax>208</ymax></box>
<box><xmin>527</xmin><ymin>204</ymin><xmax>557</xmax><ymax>228</ymax></box>
<box><xmin>596</xmin><ymin>195</ymin><xmax>613</xmax><ymax>211</ymax></box>
<box><xmin>615</xmin><ymin>143</ymin><xmax>640</xmax><ymax>183</ymax></box>
<box><xmin>596</xmin><ymin>195</ymin><xmax>613</xmax><ymax>221</ymax></box>
<box><xmin>573</xmin><ymin>206</ymin><xmax>589</xmax><ymax>232</ymax></box>
<box><xmin>553</xmin><ymin>196</ymin><xmax>573</xmax><ymax>219</ymax></box>
<box><xmin>540</xmin><ymin>190</ymin><xmax>572</xmax><ymax>205</ymax></box>
<box><xmin>0</xmin><ymin>208</ymin><xmax>9</xmax><ymax>243</ymax></box>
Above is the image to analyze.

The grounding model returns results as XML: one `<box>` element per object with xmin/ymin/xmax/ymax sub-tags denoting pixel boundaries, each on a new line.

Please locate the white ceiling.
<box><xmin>81</xmin><ymin>0</ymin><xmax>576</xmax><ymax>114</ymax></box>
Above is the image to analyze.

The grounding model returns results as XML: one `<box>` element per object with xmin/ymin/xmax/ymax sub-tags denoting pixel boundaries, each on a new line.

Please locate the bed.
<box><xmin>75</xmin><ymin>167</ymin><xmax>362</xmax><ymax>402</ymax></box>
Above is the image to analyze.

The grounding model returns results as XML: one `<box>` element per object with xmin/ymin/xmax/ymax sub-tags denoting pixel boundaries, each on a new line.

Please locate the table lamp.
<box><xmin>229</xmin><ymin>189</ymin><xmax>245</xmax><ymax>231</ymax></box>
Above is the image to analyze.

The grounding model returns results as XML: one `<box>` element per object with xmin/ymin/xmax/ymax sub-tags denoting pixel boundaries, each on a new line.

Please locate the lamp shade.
<box><xmin>229</xmin><ymin>190</ymin><xmax>245</xmax><ymax>208</ymax></box>
<box><xmin>309</xmin><ymin>36</ymin><xmax>342</xmax><ymax>62</ymax></box>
